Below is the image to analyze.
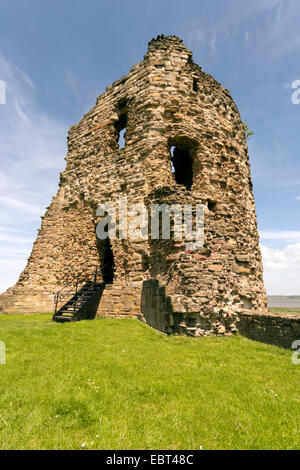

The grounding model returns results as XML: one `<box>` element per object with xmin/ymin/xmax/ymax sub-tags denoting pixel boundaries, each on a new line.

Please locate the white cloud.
<box><xmin>0</xmin><ymin>229</ymin><xmax>32</xmax><ymax>293</ymax></box>
<box><xmin>0</xmin><ymin>246</ymin><xmax>31</xmax><ymax>257</ymax></box>
<box><xmin>0</xmin><ymin>256</ymin><xmax>29</xmax><ymax>294</ymax></box>
<box><xmin>260</xmin><ymin>230</ymin><xmax>300</xmax><ymax>241</ymax></box>
<box><xmin>297</xmin><ymin>196</ymin><xmax>300</xmax><ymax>201</ymax></box>
<box><xmin>0</xmin><ymin>51</ymin><xmax>68</xmax><ymax>293</ymax></box>
<box><xmin>261</xmin><ymin>242</ymin><xmax>300</xmax><ymax>268</ymax></box>
<box><xmin>184</xmin><ymin>0</ymin><xmax>300</xmax><ymax>69</ymax></box>
<box><xmin>0</xmin><ymin>51</ymin><xmax>67</xmax><ymax>219</ymax></box>
<box><xmin>190</xmin><ymin>29</ymin><xmax>218</xmax><ymax>61</ymax></box>
<box><xmin>0</xmin><ymin>234</ymin><xmax>34</xmax><ymax>244</ymax></box>
<box><xmin>260</xmin><ymin>230</ymin><xmax>300</xmax><ymax>294</ymax></box>
<box><xmin>0</xmin><ymin>225</ymin><xmax>23</xmax><ymax>233</ymax></box>
<box><xmin>261</xmin><ymin>242</ymin><xmax>300</xmax><ymax>295</ymax></box>
<box><xmin>0</xmin><ymin>195</ymin><xmax>43</xmax><ymax>216</ymax></box>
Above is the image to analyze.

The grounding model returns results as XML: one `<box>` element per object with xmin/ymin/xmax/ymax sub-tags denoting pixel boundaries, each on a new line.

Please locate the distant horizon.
<box><xmin>267</xmin><ymin>295</ymin><xmax>300</xmax><ymax>298</ymax></box>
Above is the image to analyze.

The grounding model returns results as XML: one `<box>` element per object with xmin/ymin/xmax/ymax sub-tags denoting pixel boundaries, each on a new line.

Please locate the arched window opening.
<box><xmin>170</xmin><ymin>144</ymin><xmax>194</xmax><ymax>191</ymax></box>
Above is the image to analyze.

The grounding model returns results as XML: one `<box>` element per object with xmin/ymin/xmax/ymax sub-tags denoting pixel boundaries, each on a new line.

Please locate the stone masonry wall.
<box><xmin>237</xmin><ymin>311</ymin><xmax>300</xmax><ymax>349</ymax></box>
<box><xmin>0</xmin><ymin>35</ymin><xmax>272</xmax><ymax>342</ymax></box>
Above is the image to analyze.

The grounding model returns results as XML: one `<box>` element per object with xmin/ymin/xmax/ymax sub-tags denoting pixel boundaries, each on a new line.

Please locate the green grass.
<box><xmin>0</xmin><ymin>314</ymin><xmax>299</xmax><ymax>450</ymax></box>
<box><xmin>269</xmin><ymin>308</ymin><xmax>300</xmax><ymax>316</ymax></box>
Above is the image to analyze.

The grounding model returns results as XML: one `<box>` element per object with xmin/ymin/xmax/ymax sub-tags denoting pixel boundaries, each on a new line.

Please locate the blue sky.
<box><xmin>0</xmin><ymin>0</ymin><xmax>299</xmax><ymax>295</ymax></box>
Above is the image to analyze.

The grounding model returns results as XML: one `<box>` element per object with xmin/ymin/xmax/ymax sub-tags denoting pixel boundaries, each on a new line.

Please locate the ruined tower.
<box><xmin>0</xmin><ymin>35</ymin><xmax>268</xmax><ymax>336</ymax></box>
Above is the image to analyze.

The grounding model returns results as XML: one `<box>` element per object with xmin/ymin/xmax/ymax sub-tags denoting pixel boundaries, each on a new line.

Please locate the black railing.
<box><xmin>54</xmin><ymin>266</ymin><xmax>100</xmax><ymax>315</ymax></box>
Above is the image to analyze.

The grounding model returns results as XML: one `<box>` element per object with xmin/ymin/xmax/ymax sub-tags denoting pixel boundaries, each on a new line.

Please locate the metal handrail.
<box><xmin>54</xmin><ymin>263</ymin><xmax>113</xmax><ymax>315</ymax></box>
<box><xmin>55</xmin><ymin>265</ymin><xmax>99</xmax><ymax>297</ymax></box>
<box><xmin>54</xmin><ymin>266</ymin><xmax>99</xmax><ymax>315</ymax></box>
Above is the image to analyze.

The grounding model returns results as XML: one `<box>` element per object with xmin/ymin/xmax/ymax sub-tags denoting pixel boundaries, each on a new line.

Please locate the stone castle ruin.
<box><xmin>2</xmin><ymin>35</ymin><xmax>298</xmax><ymax>346</ymax></box>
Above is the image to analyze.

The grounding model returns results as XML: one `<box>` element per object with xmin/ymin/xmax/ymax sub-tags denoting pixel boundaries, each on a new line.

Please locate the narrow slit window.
<box><xmin>193</xmin><ymin>78</ymin><xmax>198</xmax><ymax>92</ymax></box>
<box><xmin>115</xmin><ymin>112</ymin><xmax>127</xmax><ymax>149</ymax></box>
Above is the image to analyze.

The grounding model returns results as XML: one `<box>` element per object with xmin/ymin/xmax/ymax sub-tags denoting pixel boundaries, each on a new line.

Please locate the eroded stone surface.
<box><xmin>0</xmin><ymin>35</ymin><xmax>270</xmax><ymax>338</ymax></box>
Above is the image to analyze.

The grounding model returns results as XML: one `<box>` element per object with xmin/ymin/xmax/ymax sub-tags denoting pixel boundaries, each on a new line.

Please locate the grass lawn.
<box><xmin>0</xmin><ymin>314</ymin><xmax>299</xmax><ymax>450</ymax></box>
<box><xmin>269</xmin><ymin>308</ymin><xmax>300</xmax><ymax>317</ymax></box>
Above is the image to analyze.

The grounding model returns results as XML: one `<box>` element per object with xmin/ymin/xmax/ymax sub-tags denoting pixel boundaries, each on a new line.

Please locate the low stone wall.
<box><xmin>2</xmin><ymin>284</ymin><xmax>299</xmax><ymax>351</ymax></box>
<box><xmin>237</xmin><ymin>310</ymin><xmax>300</xmax><ymax>349</ymax></box>
<box><xmin>0</xmin><ymin>290</ymin><xmax>54</xmax><ymax>314</ymax></box>
<box><xmin>96</xmin><ymin>284</ymin><xmax>141</xmax><ymax>318</ymax></box>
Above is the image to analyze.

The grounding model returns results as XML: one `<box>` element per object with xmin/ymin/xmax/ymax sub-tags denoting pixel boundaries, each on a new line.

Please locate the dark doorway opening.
<box><xmin>98</xmin><ymin>238</ymin><xmax>115</xmax><ymax>284</ymax></box>
<box><xmin>170</xmin><ymin>145</ymin><xmax>194</xmax><ymax>190</ymax></box>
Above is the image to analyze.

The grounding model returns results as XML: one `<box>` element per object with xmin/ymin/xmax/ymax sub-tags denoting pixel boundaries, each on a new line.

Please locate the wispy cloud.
<box><xmin>65</xmin><ymin>69</ymin><xmax>86</xmax><ymax>109</ymax></box>
<box><xmin>260</xmin><ymin>230</ymin><xmax>300</xmax><ymax>294</ymax></box>
<box><xmin>260</xmin><ymin>230</ymin><xmax>300</xmax><ymax>241</ymax></box>
<box><xmin>261</xmin><ymin>241</ymin><xmax>300</xmax><ymax>294</ymax></box>
<box><xmin>262</xmin><ymin>242</ymin><xmax>300</xmax><ymax>268</ymax></box>
<box><xmin>0</xmin><ymin>225</ymin><xmax>32</xmax><ymax>293</ymax></box>
<box><xmin>0</xmin><ymin>256</ymin><xmax>29</xmax><ymax>293</ymax></box>
<box><xmin>0</xmin><ymin>51</ymin><xmax>67</xmax><ymax>221</ymax></box>
<box><xmin>0</xmin><ymin>225</ymin><xmax>23</xmax><ymax>233</ymax></box>
<box><xmin>0</xmin><ymin>51</ymin><xmax>68</xmax><ymax>293</ymax></box>
<box><xmin>187</xmin><ymin>29</ymin><xmax>218</xmax><ymax>61</ymax></box>
<box><xmin>183</xmin><ymin>0</ymin><xmax>285</xmax><ymax>61</ymax></box>
<box><xmin>0</xmin><ymin>234</ymin><xmax>34</xmax><ymax>243</ymax></box>
<box><xmin>0</xmin><ymin>195</ymin><xmax>43</xmax><ymax>215</ymax></box>
<box><xmin>0</xmin><ymin>246</ymin><xmax>31</xmax><ymax>257</ymax></box>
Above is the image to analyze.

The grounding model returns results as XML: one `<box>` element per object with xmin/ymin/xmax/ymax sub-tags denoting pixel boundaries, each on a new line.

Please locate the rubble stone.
<box><xmin>1</xmin><ymin>35</ymin><xmax>294</xmax><ymax>347</ymax></box>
